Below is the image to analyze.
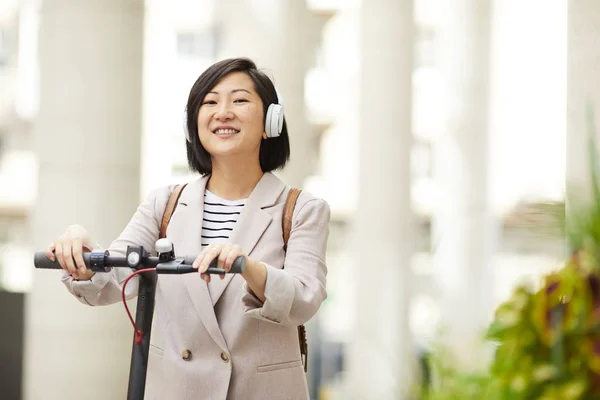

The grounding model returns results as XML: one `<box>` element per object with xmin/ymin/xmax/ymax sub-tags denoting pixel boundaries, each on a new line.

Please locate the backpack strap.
<box><xmin>282</xmin><ymin>187</ymin><xmax>308</xmax><ymax>373</ymax></box>
<box><xmin>283</xmin><ymin>188</ymin><xmax>301</xmax><ymax>251</ymax></box>
<box><xmin>160</xmin><ymin>184</ymin><xmax>187</xmax><ymax>239</ymax></box>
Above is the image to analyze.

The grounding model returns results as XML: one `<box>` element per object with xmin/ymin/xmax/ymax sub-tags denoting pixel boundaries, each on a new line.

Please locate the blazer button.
<box><xmin>181</xmin><ymin>349</ymin><xmax>192</xmax><ymax>361</ymax></box>
<box><xmin>220</xmin><ymin>351</ymin><xmax>230</xmax><ymax>363</ymax></box>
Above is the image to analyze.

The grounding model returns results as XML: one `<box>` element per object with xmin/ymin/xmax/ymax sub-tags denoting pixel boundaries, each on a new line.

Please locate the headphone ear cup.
<box><xmin>265</xmin><ymin>104</ymin><xmax>284</xmax><ymax>138</ymax></box>
<box><xmin>276</xmin><ymin>104</ymin><xmax>284</xmax><ymax>134</ymax></box>
<box><xmin>183</xmin><ymin>109</ymin><xmax>191</xmax><ymax>142</ymax></box>
<box><xmin>265</xmin><ymin>104</ymin><xmax>274</xmax><ymax>138</ymax></box>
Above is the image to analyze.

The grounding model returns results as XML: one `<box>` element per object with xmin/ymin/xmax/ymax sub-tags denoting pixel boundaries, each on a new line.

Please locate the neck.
<box><xmin>207</xmin><ymin>157</ymin><xmax>264</xmax><ymax>200</ymax></box>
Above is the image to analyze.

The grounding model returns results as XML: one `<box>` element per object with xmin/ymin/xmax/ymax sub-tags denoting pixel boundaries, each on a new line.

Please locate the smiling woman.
<box><xmin>46</xmin><ymin>57</ymin><xmax>331</xmax><ymax>400</ymax></box>
<box><xmin>184</xmin><ymin>58</ymin><xmax>290</xmax><ymax>178</ymax></box>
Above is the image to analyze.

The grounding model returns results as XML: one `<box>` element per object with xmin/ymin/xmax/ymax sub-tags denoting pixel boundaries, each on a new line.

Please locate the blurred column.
<box><xmin>432</xmin><ymin>0</ymin><xmax>494</xmax><ymax>367</ymax></box>
<box><xmin>24</xmin><ymin>1</ymin><xmax>144</xmax><ymax>399</ymax></box>
<box><xmin>567</xmin><ymin>1</ymin><xmax>600</xmax><ymax>202</ymax></box>
<box><xmin>347</xmin><ymin>0</ymin><xmax>417</xmax><ymax>399</ymax></box>
<box><xmin>216</xmin><ymin>0</ymin><xmax>323</xmax><ymax>188</ymax></box>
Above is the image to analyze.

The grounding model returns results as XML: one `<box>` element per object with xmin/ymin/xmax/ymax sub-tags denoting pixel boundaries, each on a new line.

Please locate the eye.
<box><xmin>202</xmin><ymin>100</ymin><xmax>217</xmax><ymax>105</ymax></box>
<box><xmin>233</xmin><ymin>98</ymin><xmax>249</xmax><ymax>103</ymax></box>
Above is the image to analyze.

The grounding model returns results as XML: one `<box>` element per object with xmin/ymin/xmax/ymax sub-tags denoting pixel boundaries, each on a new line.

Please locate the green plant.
<box><xmin>421</xmin><ymin>106</ymin><xmax>600</xmax><ymax>400</ymax></box>
<box><xmin>484</xmin><ymin>105</ymin><xmax>600</xmax><ymax>399</ymax></box>
<box><xmin>419</xmin><ymin>346</ymin><xmax>499</xmax><ymax>400</ymax></box>
<box><xmin>485</xmin><ymin>259</ymin><xmax>600</xmax><ymax>399</ymax></box>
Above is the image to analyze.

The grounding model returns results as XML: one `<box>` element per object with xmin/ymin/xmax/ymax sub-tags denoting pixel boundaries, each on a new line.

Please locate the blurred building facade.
<box><xmin>0</xmin><ymin>2</ymin><xmax>33</xmax><ymax>399</ymax></box>
<box><xmin>0</xmin><ymin>0</ymin><xmax>34</xmax><ymax>293</ymax></box>
<box><xmin>0</xmin><ymin>0</ymin><xmax>573</xmax><ymax>399</ymax></box>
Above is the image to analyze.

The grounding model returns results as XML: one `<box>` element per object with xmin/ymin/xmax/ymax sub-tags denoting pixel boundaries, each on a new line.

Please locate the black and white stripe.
<box><xmin>201</xmin><ymin>190</ymin><xmax>246</xmax><ymax>247</ymax></box>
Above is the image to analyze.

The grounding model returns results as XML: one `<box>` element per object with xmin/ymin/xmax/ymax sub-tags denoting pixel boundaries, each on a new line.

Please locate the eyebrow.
<box><xmin>207</xmin><ymin>88</ymin><xmax>252</xmax><ymax>95</ymax></box>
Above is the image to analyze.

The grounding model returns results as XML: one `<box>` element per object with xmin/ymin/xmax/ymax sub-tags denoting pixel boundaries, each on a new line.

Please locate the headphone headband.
<box><xmin>275</xmin><ymin>88</ymin><xmax>283</xmax><ymax>105</ymax></box>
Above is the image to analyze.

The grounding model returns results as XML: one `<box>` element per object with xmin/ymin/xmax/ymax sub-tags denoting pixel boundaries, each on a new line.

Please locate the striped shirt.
<box><xmin>202</xmin><ymin>190</ymin><xmax>246</xmax><ymax>306</ymax></box>
<box><xmin>202</xmin><ymin>190</ymin><xmax>246</xmax><ymax>247</ymax></box>
<box><xmin>202</xmin><ymin>190</ymin><xmax>246</xmax><ymax>302</ymax></box>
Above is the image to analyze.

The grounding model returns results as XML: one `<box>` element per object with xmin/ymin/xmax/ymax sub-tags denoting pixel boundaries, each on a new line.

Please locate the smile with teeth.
<box><xmin>214</xmin><ymin>128</ymin><xmax>240</xmax><ymax>135</ymax></box>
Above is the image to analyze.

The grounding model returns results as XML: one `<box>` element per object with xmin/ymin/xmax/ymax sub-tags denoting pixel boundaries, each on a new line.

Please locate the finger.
<box><xmin>200</xmin><ymin>272</ymin><xmax>211</xmax><ymax>283</ymax></box>
<box><xmin>71</xmin><ymin>238</ymin><xmax>87</xmax><ymax>273</ymax></box>
<box><xmin>216</xmin><ymin>244</ymin><xmax>233</xmax><ymax>279</ymax></box>
<box><xmin>202</xmin><ymin>246</ymin><xmax>221</xmax><ymax>270</ymax></box>
<box><xmin>193</xmin><ymin>245</ymin><xmax>217</xmax><ymax>269</ymax></box>
<box><xmin>61</xmin><ymin>241</ymin><xmax>79</xmax><ymax>278</ymax></box>
<box><xmin>193</xmin><ymin>251</ymin><xmax>209</xmax><ymax>284</ymax></box>
<box><xmin>46</xmin><ymin>243</ymin><xmax>56</xmax><ymax>261</ymax></box>
<box><xmin>218</xmin><ymin>244</ymin><xmax>234</xmax><ymax>272</ymax></box>
<box><xmin>193</xmin><ymin>250</ymin><xmax>212</xmax><ymax>273</ymax></box>
<box><xmin>224</xmin><ymin>246</ymin><xmax>242</xmax><ymax>273</ymax></box>
<box><xmin>54</xmin><ymin>241</ymin><xmax>67</xmax><ymax>271</ymax></box>
<box><xmin>194</xmin><ymin>245</ymin><xmax>221</xmax><ymax>282</ymax></box>
<box><xmin>192</xmin><ymin>252</ymin><xmax>204</xmax><ymax>269</ymax></box>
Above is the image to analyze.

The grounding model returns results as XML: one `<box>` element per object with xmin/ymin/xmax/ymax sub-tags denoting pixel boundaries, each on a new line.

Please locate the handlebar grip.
<box><xmin>34</xmin><ymin>252</ymin><xmax>100</xmax><ymax>269</ymax></box>
<box><xmin>189</xmin><ymin>256</ymin><xmax>245</xmax><ymax>274</ymax></box>
<box><xmin>34</xmin><ymin>251</ymin><xmax>110</xmax><ymax>272</ymax></box>
<box><xmin>207</xmin><ymin>256</ymin><xmax>246</xmax><ymax>274</ymax></box>
<box><xmin>230</xmin><ymin>256</ymin><xmax>246</xmax><ymax>274</ymax></box>
<box><xmin>33</xmin><ymin>252</ymin><xmax>62</xmax><ymax>269</ymax></box>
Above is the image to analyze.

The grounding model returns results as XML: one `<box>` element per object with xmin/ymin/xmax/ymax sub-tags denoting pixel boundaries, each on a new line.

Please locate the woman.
<box><xmin>46</xmin><ymin>57</ymin><xmax>331</xmax><ymax>399</ymax></box>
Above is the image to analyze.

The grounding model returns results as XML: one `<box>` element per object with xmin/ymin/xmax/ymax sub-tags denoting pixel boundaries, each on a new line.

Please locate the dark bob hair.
<box><xmin>185</xmin><ymin>57</ymin><xmax>290</xmax><ymax>175</ymax></box>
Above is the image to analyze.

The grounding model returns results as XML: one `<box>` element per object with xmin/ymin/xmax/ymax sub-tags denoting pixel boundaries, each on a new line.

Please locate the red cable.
<box><xmin>122</xmin><ymin>268</ymin><xmax>156</xmax><ymax>344</ymax></box>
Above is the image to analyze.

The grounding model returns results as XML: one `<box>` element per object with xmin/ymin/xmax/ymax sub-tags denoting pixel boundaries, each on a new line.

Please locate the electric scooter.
<box><xmin>33</xmin><ymin>238</ymin><xmax>245</xmax><ymax>400</ymax></box>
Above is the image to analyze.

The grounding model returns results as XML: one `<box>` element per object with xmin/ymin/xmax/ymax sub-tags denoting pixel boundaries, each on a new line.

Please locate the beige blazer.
<box><xmin>61</xmin><ymin>172</ymin><xmax>331</xmax><ymax>400</ymax></box>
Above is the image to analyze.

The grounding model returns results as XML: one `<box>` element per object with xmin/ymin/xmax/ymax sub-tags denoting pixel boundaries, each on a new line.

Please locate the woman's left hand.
<box><xmin>192</xmin><ymin>243</ymin><xmax>248</xmax><ymax>283</ymax></box>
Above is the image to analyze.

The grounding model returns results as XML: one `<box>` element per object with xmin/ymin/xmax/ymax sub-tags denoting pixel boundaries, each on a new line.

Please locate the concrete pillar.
<box><xmin>347</xmin><ymin>0</ymin><xmax>416</xmax><ymax>398</ymax></box>
<box><xmin>567</xmin><ymin>1</ymin><xmax>600</xmax><ymax>205</ymax></box>
<box><xmin>432</xmin><ymin>0</ymin><xmax>494</xmax><ymax>368</ymax></box>
<box><xmin>216</xmin><ymin>0</ymin><xmax>318</xmax><ymax>188</ymax></box>
<box><xmin>24</xmin><ymin>1</ymin><xmax>144</xmax><ymax>399</ymax></box>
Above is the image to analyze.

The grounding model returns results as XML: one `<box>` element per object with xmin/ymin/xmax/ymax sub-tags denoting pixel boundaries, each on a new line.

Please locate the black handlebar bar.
<box><xmin>33</xmin><ymin>249</ymin><xmax>246</xmax><ymax>275</ymax></box>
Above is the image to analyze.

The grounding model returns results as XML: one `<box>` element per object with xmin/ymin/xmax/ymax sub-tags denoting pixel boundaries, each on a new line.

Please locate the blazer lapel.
<box><xmin>208</xmin><ymin>172</ymin><xmax>287</xmax><ymax>305</ymax></box>
<box><xmin>165</xmin><ymin>176</ymin><xmax>228</xmax><ymax>351</ymax></box>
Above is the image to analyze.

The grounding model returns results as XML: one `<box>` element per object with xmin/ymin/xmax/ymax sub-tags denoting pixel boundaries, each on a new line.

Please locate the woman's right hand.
<box><xmin>45</xmin><ymin>224</ymin><xmax>97</xmax><ymax>281</ymax></box>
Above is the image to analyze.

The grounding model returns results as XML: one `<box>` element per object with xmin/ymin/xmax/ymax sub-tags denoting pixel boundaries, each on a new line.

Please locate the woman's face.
<box><xmin>197</xmin><ymin>72</ymin><xmax>265</xmax><ymax>161</ymax></box>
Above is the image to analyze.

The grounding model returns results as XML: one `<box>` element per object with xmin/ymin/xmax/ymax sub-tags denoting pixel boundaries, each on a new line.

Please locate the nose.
<box><xmin>214</xmin><ymin>102</ymin><xmax>233</xmax><ymax>121</ymax></box>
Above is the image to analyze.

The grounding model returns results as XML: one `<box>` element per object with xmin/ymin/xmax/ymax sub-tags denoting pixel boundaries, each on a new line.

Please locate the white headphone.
<box><xmin>183</xmin><ymin>92</ymin><xmax>284</xmax><ymax>142</ymax></box>
<box><xmin>265</xmin><ymin>102</ymin><xmax>284</xmax><ymax>138</ymax></box>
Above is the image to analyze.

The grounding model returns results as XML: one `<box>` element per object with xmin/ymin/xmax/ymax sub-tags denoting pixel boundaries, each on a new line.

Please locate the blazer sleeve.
<box><xmin>61</xmin><ymin>186</ymin><xmax>171</xmax><ymax>306</ymax></box>
<box><xmin>242</xmin><ymin>197</ymin><xmax>330</xmax><ymax>326</ymax></box>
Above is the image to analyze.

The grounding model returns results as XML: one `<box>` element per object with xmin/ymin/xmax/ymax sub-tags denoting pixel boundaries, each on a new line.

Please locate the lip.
<box><xmin>212</xmin><ymin>125</ymin><xmax>240</xmax><ymax>134</ymax></box>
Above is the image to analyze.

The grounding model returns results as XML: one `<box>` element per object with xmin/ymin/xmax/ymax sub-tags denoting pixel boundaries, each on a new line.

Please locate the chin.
<box><xmin>207</xmin><ymin>145</ymin><xmax>244</xmax><ymax>157</ymax></box>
